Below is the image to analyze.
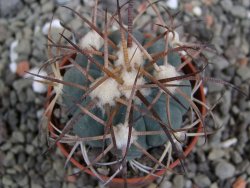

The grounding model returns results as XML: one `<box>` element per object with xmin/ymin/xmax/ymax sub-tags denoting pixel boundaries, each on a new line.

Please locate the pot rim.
<box><xmin>46</xmin><ymin>54</ymin><xmax>206</xmax><ymax>185</ymax></box>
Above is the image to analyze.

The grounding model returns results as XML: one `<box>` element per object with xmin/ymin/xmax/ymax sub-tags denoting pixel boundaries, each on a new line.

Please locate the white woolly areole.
<box><xmin>80</xmin><ymin>30</ymin><xmax>104</xmax><ymax>50</ymax></box>
<box><xmin>115</xmin><ymin>42</ymin><xmax>144</xmax><ymax>68</ymax></box>
<box><xmin>90</xmin><ymin>77</ymin><xmax>121</xmax><ymax>108</ymax></box>
<box><xmin>120</xmin><ymin>70</ymin><xmax>150</xmax><ymax>99</ymax></box>
<box><xmin>154</xmin><ymin>64</ymin><xmax>180</xmax><ymax>93</ymax></box>
<box><xmin>113</xmin><ymin>123</ymin><xmax>137</xmax><ymax>149</ymax></box>
<box><xmin>168</xmin><ymin>31</ymin><xmax>180</xmax><ymax>46</ymax></box>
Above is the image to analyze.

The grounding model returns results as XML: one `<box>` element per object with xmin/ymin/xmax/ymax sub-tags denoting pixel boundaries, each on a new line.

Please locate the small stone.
<box><xmin>41</xmin><ymin>1</ymin><xmax>54</xmax><ymax>13</ymax></box>
<box><xmin>236</xmin><ymin>66</ymin><xmax>250</xmax><ymax>80</ymax></box>
<box><xmin>15</xmin><ymin>39</ymin><xmax>31</xmax><ymax>55</ymax></box>
<box><xmin>213</xmin><ymin>56</ymin><xmax>230</xmax><ymax>70</ymax></box>
<box><xmin>215</xmin><ymin>161</ymin><xmax>235</xmax><ymax>180</ymax></box>
<box><xmin>238</xmin><ymin>57</ymin><xmax>248</xmax><ymax>66</ymax></box>
<box><xmin>0</xmin><ymin>0</ymin><xmax>23</xmax><ymax>17</ymax></box>
<box><xmin>220</xmin><ymin>90</ymin><xmax>232</xmax><ymax>115</ymax></box>
<box><xmin>11</xmin><ymin>131</ymin><xmax>25</xmax><ymax>143</ymax></box>
<box><xmin>220</xmin><ymin>0</ymin><xmax>233</xmax><ymax>12</ymax></box>
<box><xmin>12</xmin><ymin>145</ymin><xmax>24</xmax><ymax>154</ymax></box>
<box><xmin>231</xmin><ymin>151</ymin><xmax>243</xmax><ymax>164</ymax></box>
<box><xmin>166</xmin><ymin>0</ymin><xmax>178</xmax><ymax>10</ymax></box>
<box><xmin>17</xmin><ymin>152</ymin><xmax>26</xmax><ymax>164</ymax></box>
<box><xmin>16</xmin><ymin>60</ymin><xmax>30</xmax><ymax>76</ymax></box>
<box><xmin>193</xmin><ymin>6</ymin><xmax>202</xmax><ymax>17</ymax></box>
<box><xmin>230</xmin><ymin>6</ymin><xmax>247</xmax><ymax>18</ymax></box>
<box><xmin>17</xmin><ymin>175</ymin><xmax>28</xmax><ymax>186</ymax></box>
<box><xmin>0</xmin><ymin>23</ymin><xmax>7</xmax><ymax>42</ymax></box>
<box><xmin>13</xmin><ymin>78</ymin><xmax>31</xmax><ymax>92</ymax></box>
<box><xmin>25</xmin><ymin>145</ymin><xmax>34</xmax><ymax>154</ymax></box>
<box><xmin>3</xmin><ymin>152</ymin><xmax>15</xmax><ymax>167</ymax></box>
<box><xmin>221</xmin><ymin>137</ymin><xmax>237</xmax><ymax>148</ymax></box>
<box><xmin>97</xmin><ymin>167</ymin><xmax>109</xmax><ymax>176</ymax></box>
<box><xmin>2</xmin><ymin>175</ymin><xmax>14</xmax><ymax>186</ymax></box>
<box><xmin>31</xmin><ymin>183</ymin><xmax>42</xmax><ymax>188</ymax></box>
<box><xmin>0</xmin><ymin>121</ymin><xmax>7</xmax><ymax>144</ymax></box>
<box><xmin>160</xmin><ymin>180</ymin><xmax>172</xmax><ymax>188</ymax></box>
<box><xmin>194</xmin><ymin>174</ymin><xmax>211</xmax><ymax>187</ymax></box>
<box><xmin>173</xmin><ymin>175</ymin><xmax>184</xmax><ymax>188</ymax></box>
<box><xmin>210</xmin><ymin>183</ymin><xmax>219</xmax><ymax>188</ymax></box>
<box><xmin>208</xmin><ymin>149</ymin><xmax>225</xmax><ymax>160</ymax></box>
<box><xmin>232</xmin><ymin>177</ymin><xmax>246</xmax><ymax>188</ymax></box>
<box><xmin>1</xmin><ymin>142</ymin><xmax>12</xmax><ymax>151</ymax></box>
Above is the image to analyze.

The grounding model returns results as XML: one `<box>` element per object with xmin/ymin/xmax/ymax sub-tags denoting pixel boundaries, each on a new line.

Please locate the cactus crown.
<box><xmin>34</xmin><ymin>0</ymin><xmax>246</xmax><ymax>185</ymax></box>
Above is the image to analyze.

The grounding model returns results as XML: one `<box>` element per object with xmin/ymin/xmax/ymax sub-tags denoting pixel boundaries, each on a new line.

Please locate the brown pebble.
<box><xmin>16</xmin><ymin>60</ymin><xmax>30</xmax><ymax>76</ymax></box>
<box><xmin>232</xmin><ymin>177</ymin><xmax>246</xmax><ymax>188</ymax></box>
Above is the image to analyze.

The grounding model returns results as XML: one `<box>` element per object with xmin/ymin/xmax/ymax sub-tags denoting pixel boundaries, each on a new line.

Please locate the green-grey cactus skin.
<box><xmin>62</xmin><ymin>30</ymin><xmax>192</xmax><ymax>159</ymax></box>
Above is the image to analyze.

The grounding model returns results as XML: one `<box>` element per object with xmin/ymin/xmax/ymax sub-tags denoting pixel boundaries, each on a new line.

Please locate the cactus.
<box><xmin>32</xmin><ymin>0</ymin><xmax>246</xmax><ymax>186</ymax></box>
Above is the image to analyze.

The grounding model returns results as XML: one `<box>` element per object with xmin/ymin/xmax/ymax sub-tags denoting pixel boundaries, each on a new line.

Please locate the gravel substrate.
<box><xmin>0</xmin><ymin>0</ymin><xmax>250</xmax><ymax>188</ymax></box>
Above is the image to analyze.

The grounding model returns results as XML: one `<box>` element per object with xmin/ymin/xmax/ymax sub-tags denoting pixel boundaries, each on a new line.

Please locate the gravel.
<box><xmin>0</xmin><ymin>0</ymin><xmax>250</xmax><ymax>188</ymax></box>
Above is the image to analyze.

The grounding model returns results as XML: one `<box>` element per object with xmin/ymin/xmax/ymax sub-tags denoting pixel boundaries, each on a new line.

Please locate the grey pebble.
<box><xmin>220</xmin><ymin>90</ymin><xmax>232</xmax><ymax>115</ymax></box>
<box><xmin>0</xmin><ymin>121</ymin><xmax>8</xmax><ymax>144</ymax></box>
<box><xmin>13</xmin><ymin>79</ymin><xmax>31</xmax><ymax>93</ymax></box>
<box><xmin>25</xmin><ymin>145</ymin><xmax>35</xmax><ymax>154</ymax></box>
<box><xmin>41</xmin><ymin>1</ymin><xmax>55</xmax><ymax>13</ymax></box>
<box><xmin>230</xmin><ymin>6</ymin><xmax>247</xmax><ymax>18</ymax></box>
<box><xmin>173</xmin><ymin>175</ymin><xmax>184</xmax><ymax>188</ymax></box>
<box><xmin>15</xmin><ymin>39</ymin><xmax>31</xmax><ymax>56</ymax></box>
<box><xmin>220</xmin><ymin>0</ymin><xmax>233</xmax><ymax>12</ymax></box>
<box><xmin>0</xmin><ymin>79</ymin><xmax>5</xmax><ymax>96</ymax></box>
<box><xmin>212</xmin><ymin>56</ymin><xmax>229</xmax><ymax>70</ymax></box>
<box><xmin>236</xmin><ymin>66</ymin><xmax>250</xmax><ymax>81</ymax></box>
<box><xmin>41</xmin><ymin>160</ymin><xmax>52</xmax><ymax>173</ymax></box>
<box><xmin>11</xmin><ymin>131</ymin><xmax>25</xmax><ymax>143</ymax></box>
<box><xmin>11</xmin><ymin>145</ymin><xmax>24</xmax><ymax>154</ymax></box>
<box><xmin>0</xmin><ymin>0</ymin><xmax>23</xmax><ymax>17</ymax></box>
<box><xmin>17</xmin><ymin>152</ymin><xmax>27</xmax><ymax>164</ymax></box>
<box><xmin>0</xmin><ymin>23</ymin><xmax>7</xmax><ymax>43</ymax></box>
<box><xmin>194</xmin><ymin>174</ymin><xmax>211</xmax><ymax>187</ymax></box>
<box><xmin>31</xmin><ymin>183</ymin><xmax>43</xmax><ymax>188</ymax></box>
<box><xmin>231</xmin><ymin>150</ymin><xmax>243</xmax><ymax>164</ymax></box>
<box><xmin>1</xmin><ymin>142</ymin><xmax>12</xmax><ymax>151</ymax></box>
<box><xmin>215</xmin><ymin>160</ymin><xmax>235</xmax><ymax>180</ymax></box>
<box><xmin>3</xmin><ymin>152</ymin><xmax>16</xmax><ymax>167</ymax></box>
<box><xmin>2</xmin><ymin>175</ymin><xmax>14</xmax><ymax>186</ymax></box>
<box><xmin>208</xmin><ymin>149</ymin><xmax>225</xmax><ymax>160</ymax></box>
<box><xmin>159</xmin><ymin>180</ymin><xmax>172</xmax><ymax>188</ymax></box>
<box><xmin>16</xmin><ymin>174</ymin><xmax>29</xmax><ymax>187</ymax></box>
<box><xmin>7</xmin><ymin>110</ymin><xmax>19</xmax><ymax>130</ymax></box>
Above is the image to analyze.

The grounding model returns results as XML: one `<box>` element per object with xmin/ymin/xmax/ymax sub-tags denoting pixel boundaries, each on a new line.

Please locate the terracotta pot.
<box><xmin>46</xmin><ymin>55</ymin><xmax>206</xmax><ymax>188</ymax></box>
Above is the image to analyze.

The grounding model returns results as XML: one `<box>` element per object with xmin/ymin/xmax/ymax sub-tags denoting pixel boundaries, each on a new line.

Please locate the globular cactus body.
<box><xmin>62</xmin><ymin>29</ymin><xmax>191</xmax><ymax>159</ymax></box>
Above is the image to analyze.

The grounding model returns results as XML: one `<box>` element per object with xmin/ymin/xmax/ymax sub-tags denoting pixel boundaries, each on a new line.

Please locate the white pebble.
<box><xmin>9</xmin><ymin>40</ymin><xmax>19</xmax><ymax>73</ymax></box>
<box><xmin>221</xmin><ymin>138</ymin><xmax>238</xmax><ymax>148</ymax></box>
<box><xmin>9</xmin><ymin>62</ymin><xmax>17</xmax><ymax>74</ymax></box>
<box><xmin>42</xmin><ymin>19</ymin><xmax>63</xmax><ymax>35</ymax></box>
<box><xmin>166</xmin><ymin>0</ymin><xmax>178</xmax><ymax>10</ymax></box>
<box><xmin>10</xmin><ymin>40</ymin><xmax>18</xmax><ymax>62</ymax></box>
<box><xmin>193</xmin><ymin>6</ymin><xmax>202</xmax><ymax>17</ymax></box>
<box><xmin>25</xmin><ymin>68</ymin><xmax>48</xmax><ymax>93</ymax></box>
